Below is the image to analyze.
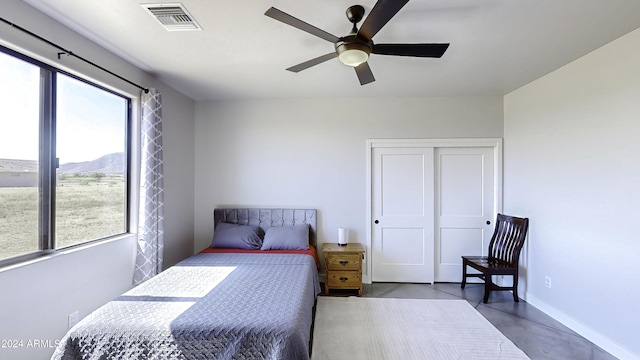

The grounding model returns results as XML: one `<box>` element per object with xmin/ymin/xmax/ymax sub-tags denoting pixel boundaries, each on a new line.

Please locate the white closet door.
<box><xmin>434</xmin><ymin>147</ymin><xmax>495</xmax><ymax>282</ymax></box>
<box><xmin>372</xmin><ymin>147</ymin><xmax>434</xmax><ymax>283</ymax></box>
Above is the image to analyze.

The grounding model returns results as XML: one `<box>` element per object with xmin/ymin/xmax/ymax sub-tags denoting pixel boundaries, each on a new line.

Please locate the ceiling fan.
<box><xmin>265</xmin><ymin>0</ymin><xmax>450</xmax><ymax>86</ymax></box>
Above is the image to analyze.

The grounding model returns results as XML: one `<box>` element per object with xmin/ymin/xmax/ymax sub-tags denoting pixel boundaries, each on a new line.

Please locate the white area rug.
<box><xmin>311</xmin><ymin>297</ymin><xmax>530</xmax><ymax>360</ymax></box>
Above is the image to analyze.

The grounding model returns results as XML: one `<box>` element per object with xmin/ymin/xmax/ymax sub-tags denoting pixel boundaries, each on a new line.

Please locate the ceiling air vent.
<box><xmin>142</xmin><ymin>3</ymin><xmax>202</xmax><ymax>31</ymax></box>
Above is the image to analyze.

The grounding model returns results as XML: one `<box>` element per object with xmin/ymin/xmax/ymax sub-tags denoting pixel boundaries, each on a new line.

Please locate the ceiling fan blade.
<box><xmin>372</xmin><ymin>43</ymin><xmax>450</xmax><ymax>57</ymax></box>
<box><xmin>286</xmin><ymin>52</ymin><xmax>338</xmax><ymax>73</ymax></box>
<box><xmin>358</xmin><ymin>0</ymin><xmax>409</xmax><ymax>41</ymax></box>
<box><xmin>265</xmin><ymin>7</ymin><xmax>340</xmax><ymax>43</ymax></box>
<box><xmin>355</xmin><ymin>62</ymin><xmax>375</xmax><ymax>85</ymax></box>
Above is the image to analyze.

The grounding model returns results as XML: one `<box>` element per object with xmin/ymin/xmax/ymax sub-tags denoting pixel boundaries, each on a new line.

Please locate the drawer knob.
<box><xmin>339</xmin><ymin>277</ymin><xmax>349</xmax><ymax>282</ymax></box>
<box><xmin>339</xmin><ymin>260</ymin><xmax>349</xmax><ymax>266</ymax></box>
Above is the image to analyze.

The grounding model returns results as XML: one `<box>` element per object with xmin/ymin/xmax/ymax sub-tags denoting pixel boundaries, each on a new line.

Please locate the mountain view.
<box><xmin>58</xmin><ymin>152</ymin><xmax>124</xmax><ymax>175</ymax></box>
<box><xmin>0</xmin><ymin>152</ymin><xmax>124</xmax><ymax>176</ymax></box>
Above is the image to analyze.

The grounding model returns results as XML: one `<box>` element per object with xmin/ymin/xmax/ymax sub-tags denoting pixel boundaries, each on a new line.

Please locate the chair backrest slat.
<box><xmin>488</xmin><ymin>214</ymin><xmax>529</xmax><ymax>265</ymax></box>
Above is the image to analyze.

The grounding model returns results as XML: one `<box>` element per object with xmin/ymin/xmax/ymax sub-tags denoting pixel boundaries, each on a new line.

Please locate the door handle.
<box><xmin>374</xmin><ymin>220</ymin><xmax>379</xmax><ymax>224</ymax></box>
<box><xmin>486</xmin><ymin>220</ymin><xmax>491</xmax><ymax>225</ymax></box>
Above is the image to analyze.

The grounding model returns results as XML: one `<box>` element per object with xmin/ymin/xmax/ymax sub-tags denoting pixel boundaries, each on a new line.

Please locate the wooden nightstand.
<box><xmin>322</xmin><ymin>243</ymin><xmax>365</xmax><ymax>296</ymax></box>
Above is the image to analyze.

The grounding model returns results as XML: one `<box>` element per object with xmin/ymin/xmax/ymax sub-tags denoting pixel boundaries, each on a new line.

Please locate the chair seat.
<box><xmin>462</xmin><ymin>256</ymin><xmax>517</xmax><ymax>273</ymax></box>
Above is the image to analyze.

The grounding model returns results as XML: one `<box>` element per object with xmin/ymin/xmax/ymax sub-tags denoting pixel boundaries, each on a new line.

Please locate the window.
<box><xmin>0</xmin><ymin>48</ymin><xmax>40</xmax><ymax>259</ymax></box>
<box><xmin>0</xmin><ymin>46</ymin><xmax>130</xmax><ymax>265</ymax></box>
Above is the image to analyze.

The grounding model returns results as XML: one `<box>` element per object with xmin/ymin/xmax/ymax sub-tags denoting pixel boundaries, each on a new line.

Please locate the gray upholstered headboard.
<box><xmin>213</xmin><ymin>208</ymin><xmax>317</xmax><ymax>247</ymax></box>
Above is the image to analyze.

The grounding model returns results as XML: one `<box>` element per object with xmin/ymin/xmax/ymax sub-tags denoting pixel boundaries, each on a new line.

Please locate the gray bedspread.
<box><xmin>52</xmin><ymin>253</ymin><xmax>321</xmax><ymax>360</ymax></box>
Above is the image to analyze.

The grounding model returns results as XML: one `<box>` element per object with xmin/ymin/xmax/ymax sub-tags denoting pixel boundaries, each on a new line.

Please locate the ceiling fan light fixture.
<box><xmin>336</xmin><ymin>42</ymin><xmax>370</xmax><ymax>67</ymax></box>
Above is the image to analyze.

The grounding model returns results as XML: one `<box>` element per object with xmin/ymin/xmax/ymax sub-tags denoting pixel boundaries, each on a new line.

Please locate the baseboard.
<box><xmin>524</xmin><ymin>292</ymin><xmax>639</xmax><ymax>360</ymax></box>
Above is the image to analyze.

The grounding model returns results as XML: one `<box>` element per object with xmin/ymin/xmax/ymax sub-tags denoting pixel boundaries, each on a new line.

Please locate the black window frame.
<box><xmin>0</xmin><ymin>44</ymin><xmax>132</xmax><ymax>267</ymax></box>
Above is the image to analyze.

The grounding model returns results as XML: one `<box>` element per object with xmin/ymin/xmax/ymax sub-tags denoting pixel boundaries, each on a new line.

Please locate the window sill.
<box><xmin>0</xmin><ymin>233</ymin><xmax>135</xmax><ymax>274</ymax></box>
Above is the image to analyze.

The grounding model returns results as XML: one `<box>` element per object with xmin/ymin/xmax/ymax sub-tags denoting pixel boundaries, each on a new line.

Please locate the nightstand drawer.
<box><xmin>326</xmin><ymin>254</ymin><xmax>360</xmax><ymax>271</ymax></box>
<box><xmin>326</xmin><ymin>271</ymin><xmax>362</xmax><ymax>288</ymax></box>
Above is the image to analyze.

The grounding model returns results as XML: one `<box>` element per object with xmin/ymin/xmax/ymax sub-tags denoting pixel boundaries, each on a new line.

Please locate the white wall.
<box><xmin>0</xmin><ymin>3</ymin><xmax>194</xmax><ymax>359</ymax></box>
<box><xmin>504</xmin><ymin>28</ymin><xmax>640</xmax><ymax>359</ymax></box>
<box><xmin>194</xmin><ymin>96</ymin><xmax>503</xmax><ymax>280</ymax></box>
<box><xmin>159</xmin><ymin>83</ymin><xmax>196</xmax><ymax>269</ymax></box>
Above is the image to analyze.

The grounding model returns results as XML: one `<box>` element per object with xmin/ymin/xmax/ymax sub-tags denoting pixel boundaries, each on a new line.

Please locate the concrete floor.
<box><xmin>335</xmin><ymin>282</ymin><xmax>616</xmax><ymax>360</ymax></box>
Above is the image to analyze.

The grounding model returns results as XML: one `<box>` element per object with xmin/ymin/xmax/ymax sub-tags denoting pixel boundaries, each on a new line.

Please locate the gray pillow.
<box><xmin>211</xmin><ymin>222</ymin><xmax>264</xmax><ymax>249</ymax></box>
<box><xmin>260</xmin><ymin>224</ymin><xmax>310</xmax><ymax>250</ymax></box>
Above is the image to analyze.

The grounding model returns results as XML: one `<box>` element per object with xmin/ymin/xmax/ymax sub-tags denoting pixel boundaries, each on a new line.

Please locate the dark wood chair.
<box><xmin>461</xmin><ymin>214</ymin><xmax>529</xmax><ymax>303</ymax></box>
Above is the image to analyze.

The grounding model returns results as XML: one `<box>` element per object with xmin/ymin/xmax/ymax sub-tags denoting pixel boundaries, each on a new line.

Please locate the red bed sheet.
<box><xmin>199</xmin><ymin>245</ymin><xmax>320</xmax><ymax>270</ymax></box>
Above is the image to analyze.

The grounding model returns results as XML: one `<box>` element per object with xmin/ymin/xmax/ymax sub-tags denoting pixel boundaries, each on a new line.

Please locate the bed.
<box><xmin>52</xmin><ymin>208</ymin><xmax>321</xmax><ymax>360</ymax></box>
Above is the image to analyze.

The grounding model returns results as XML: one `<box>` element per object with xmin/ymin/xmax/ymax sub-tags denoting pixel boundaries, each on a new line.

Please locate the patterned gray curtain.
<box><xmin>134</xmin><ymin>88</ymin><xmax>164</xmax><ymax>285</ymax></box>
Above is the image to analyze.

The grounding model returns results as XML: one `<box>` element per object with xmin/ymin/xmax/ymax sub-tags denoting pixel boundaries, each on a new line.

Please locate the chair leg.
<box><xmin>512</xmin><ymin>274</ymin><xmax>519</xmax><ymax>302</ymax></box>
<box><xmin>461</xmin><ymin>262</ymin><xmax>467</xmax><ymax>289</ymax></box>
<box><xmin>483</xmin><ymin>274</ymin><xmax>491</xmax><ymax>303</ymax></box>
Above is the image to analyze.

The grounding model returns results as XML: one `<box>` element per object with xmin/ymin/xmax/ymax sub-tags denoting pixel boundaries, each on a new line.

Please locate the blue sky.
<box><xmin>0</xmin><ymin>51</ymin><xmax>126</xmax><ymax>164</ymax></box>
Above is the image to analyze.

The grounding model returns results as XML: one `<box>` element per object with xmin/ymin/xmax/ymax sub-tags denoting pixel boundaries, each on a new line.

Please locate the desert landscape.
<box><xmin>0</xmin><ymin>153</ymin><xmax>126</xmax><ymax>260</ymax></box>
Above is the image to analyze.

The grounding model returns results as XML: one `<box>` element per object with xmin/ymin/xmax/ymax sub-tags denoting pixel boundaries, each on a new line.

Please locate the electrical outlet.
<box><xmin>361</xmin><ymin>252</ymin><xmax>366</xmax><ymax>275</ymax></box>
<box><xmin>68</xmin><ymin>311</ymin><xmax>80</xmax><ymax>329</ymax></box>
<box><xmin>544</xmin><ymin>276</ymin><xmax>552</xmax><ymax>289</ymax></box>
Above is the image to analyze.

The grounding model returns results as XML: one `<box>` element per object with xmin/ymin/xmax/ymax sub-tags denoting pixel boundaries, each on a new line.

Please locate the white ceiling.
<box><xmin>20</xmin><ymin>0</ymin><xmax>640</xmax><ymax>101</ymax></box>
